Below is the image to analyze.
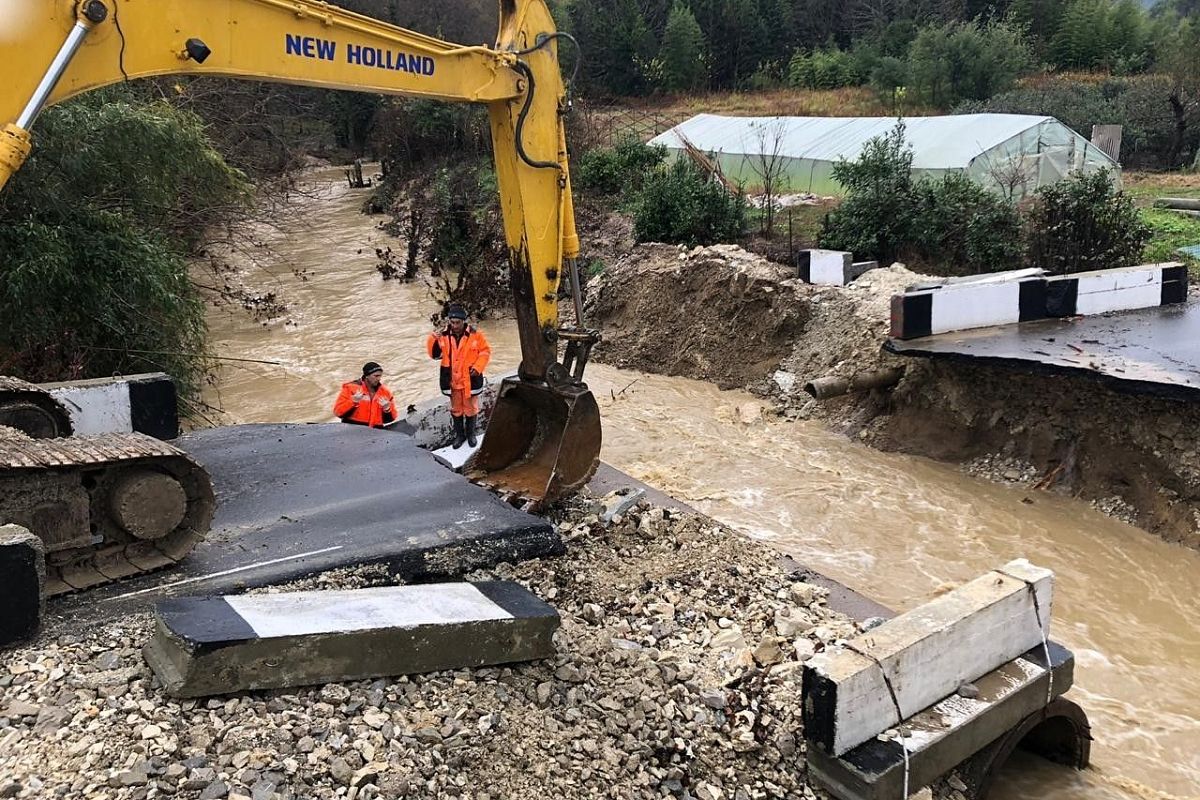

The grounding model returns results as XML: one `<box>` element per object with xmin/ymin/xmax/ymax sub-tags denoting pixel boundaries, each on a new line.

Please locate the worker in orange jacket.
<box><xmin>333</xmin><ymin>361</ymin><xmax>398</xmax><ymax>428</ymax></box>
<box><xmin>427</xmin><ymin>305</ymin><xmax>491</xmax><ymax>448</ymax></box>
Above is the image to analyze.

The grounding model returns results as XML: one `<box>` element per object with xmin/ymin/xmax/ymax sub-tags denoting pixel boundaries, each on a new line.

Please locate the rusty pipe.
<box><xmin>804</xmin><ymin>368</ymin><xmax>905</xmax><ymax>400</ymax></box>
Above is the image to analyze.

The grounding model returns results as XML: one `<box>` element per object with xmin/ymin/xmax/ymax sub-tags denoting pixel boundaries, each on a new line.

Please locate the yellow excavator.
<box><xmin>0</xmin><ymin>0</ymin><xmax>602</xmax><ymax>591</ymax></box>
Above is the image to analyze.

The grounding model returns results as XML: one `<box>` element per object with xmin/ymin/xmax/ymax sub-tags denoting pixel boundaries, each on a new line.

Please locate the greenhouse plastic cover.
<box><xmin>648</xmin><ymin>113</ymin><xmax>1120</xmax><ymax>197</ymax></box>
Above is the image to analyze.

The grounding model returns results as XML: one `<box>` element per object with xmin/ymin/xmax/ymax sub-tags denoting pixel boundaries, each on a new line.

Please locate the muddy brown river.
<box><xmin>201</xmin><ymin>168</ymin><xmax>1199</xmax><ymax>800</ymax></box>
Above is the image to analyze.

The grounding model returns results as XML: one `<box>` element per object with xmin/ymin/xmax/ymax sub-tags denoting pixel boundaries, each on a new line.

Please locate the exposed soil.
<box><xmin>586</xmin><ymin>242</ymin><xmax>1200</xmax><ymax>549</ymax></box>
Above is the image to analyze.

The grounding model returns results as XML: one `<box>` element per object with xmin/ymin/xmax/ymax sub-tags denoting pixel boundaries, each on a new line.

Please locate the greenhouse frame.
<box><xmin>647</xmin><ymin>113</ymin><xmax>1120</xmax><ymax>198</ymax></box>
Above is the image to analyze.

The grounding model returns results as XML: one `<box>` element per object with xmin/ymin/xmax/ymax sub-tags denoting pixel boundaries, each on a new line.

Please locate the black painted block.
<box><xmin>0</xmin><ymin>525</ymin><xmax>44</xmax><ymax>648</ymax></box>
<box><xmin>128</xmin><ymin>374</ymin><xmax>179</xmax><ymax>440</ymax></box>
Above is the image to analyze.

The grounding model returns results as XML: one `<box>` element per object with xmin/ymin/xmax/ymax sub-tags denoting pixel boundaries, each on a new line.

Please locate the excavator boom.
<box><xmin>0</xmin><ymin>0</ymin><xmax>601</xmax><ymax>517</ymax></box>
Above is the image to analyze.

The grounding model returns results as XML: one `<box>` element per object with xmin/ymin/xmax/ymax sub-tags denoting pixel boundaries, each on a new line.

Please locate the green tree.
<box><xmin>820</xmin><ymin>123</ymin><xmax>918</xmax><ymax>263</ymax></box>
<box><xmin>659</xmin><ymin>2</ymin><xmax>708</xmax><ymax>91</ymax></box>
<box><xmin>0</xmin><ymin>90</ymin><xmax>250</xmax><ymax>400</ymax></box>
<box><xmin>1051</xmin><ymin>0</ymin><xmax>1113</xmax><ymax>69</ymax></box>
<box><xmin>907</xmin><ymin>19</ymin><xmax>1031</xmax><ymax>107</ymax></box>
<box><xmin>566</xmin><ymin>0</ymin><xmax>657</xmax><ymax>95</ymax></box>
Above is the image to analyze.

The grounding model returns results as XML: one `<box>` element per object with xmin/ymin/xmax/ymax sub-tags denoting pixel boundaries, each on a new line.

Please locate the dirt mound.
<box><xmin>587</xmin><ymin>242</ymin><xmax>922</xmax><ymax>396</ymax></box>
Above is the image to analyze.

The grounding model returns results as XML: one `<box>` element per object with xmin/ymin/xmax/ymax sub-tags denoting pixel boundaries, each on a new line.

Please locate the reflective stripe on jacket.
<box><xmin>427</xmin><ymin>327</ymin><xmax>491</xmax><ymax>396</ymax></box>
<box><xmin>333</xmin><ymin>380</ymin><xmax>397</xmax><ymax>428</ymax></box>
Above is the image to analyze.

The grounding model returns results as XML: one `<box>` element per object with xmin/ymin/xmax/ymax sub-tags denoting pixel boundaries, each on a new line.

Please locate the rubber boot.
<box><xmin>452</xmin><ymin>415</ymin><xmax>466</xmax><ymax>449</ymax></box>
<box><xmin>465</xmin><ymin>415</ymin><xmax>478</xmax><ymax>448</ymax></box>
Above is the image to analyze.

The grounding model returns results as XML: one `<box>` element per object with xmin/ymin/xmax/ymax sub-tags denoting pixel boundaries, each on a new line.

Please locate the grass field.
<box><xmin>1124</xmin><ymin>171</ymin><xmax>1200</xmax><ymax>273</ymax></box>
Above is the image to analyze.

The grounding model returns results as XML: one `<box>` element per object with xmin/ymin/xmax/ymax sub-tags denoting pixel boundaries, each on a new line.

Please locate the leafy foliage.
<box><xmin>912</xmin><ymin>174</ymin><xmax>1025</xmax><ymax>275</ymax></box>
<box><xmin>1025</xmin><ymin>170</ymin><xmax>1150</xmax><ymax>274</ymax></box>
<box><xmin>820</xmin><ymin>123</ymin><xmax>1023</xmax><ymax>274</ymax></box>
<box><xmin>0</xmin><ymin>91</ymin><xmax>250</xmax><ymax>399</ymax></box>
<box><xmin>632</xmin><ymin>158</ymin><xmax>748</xmax><ymax>245</ymax></box>
<box><xmin>819</xmin><ymin>124</ymin><xmax>917</xmax><ymax>264</ymax></box>
<box><xmin>577</xmin><ymin>137</ymin><xmax>668</xmax><ymax>196</ymax></box>
<box><xmin>787</xmin><ymin>46</ymin><xmax>863</xmax><ymax>90</ymax></box>
<box><xmin>906</xmin><ymin>19</ymin><xmax>1031</xmax><ymax>107</ymax></box>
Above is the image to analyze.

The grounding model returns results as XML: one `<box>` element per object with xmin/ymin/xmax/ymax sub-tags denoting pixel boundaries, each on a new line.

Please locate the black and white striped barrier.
<box><xmin>891</xmin><ymin>263</ymin><xmax>1188</xmax><ymax>339</ymax></box>
<box><xmin>890</xmin><ymin>275</ymin><xmax>1047</xmax><ymax>340</ymax></box>
<box><xmin>1045</xmin><ymin>264</ymin><xmax>1188</xmax><ymax>317</ymax></box>
<box><xmin>43</xmin><ymin>373</ymin><xmax>178</xmax><ymax>440</ymax></box>
<box><xmin>797</xmin><ymin>250</ymin><xmax>880</xmax><ymax>286</ymax></box>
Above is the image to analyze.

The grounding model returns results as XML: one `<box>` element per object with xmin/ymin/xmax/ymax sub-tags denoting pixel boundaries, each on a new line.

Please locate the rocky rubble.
<box><xmin>0</xmin><ymin>499</ymin><xmax>873</xmax><ymax>800</ymax></box>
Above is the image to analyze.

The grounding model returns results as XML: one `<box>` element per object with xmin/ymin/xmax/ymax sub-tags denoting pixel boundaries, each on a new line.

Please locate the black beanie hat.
<box><xmin>447</xmin><ymin>305</ymin><xmax>468</xmax><ymax>320</ymax></box>
<box><xmin>362</xmin><ymin>361</ymin><xmax>382</xmax><ymax>377</ymax></box>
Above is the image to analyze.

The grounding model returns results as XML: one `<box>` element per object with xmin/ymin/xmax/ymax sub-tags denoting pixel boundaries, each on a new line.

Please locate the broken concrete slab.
<box><xmin>803</xmin><ymin>559</ymin><xmax>1053</xmax><ymax>756</ymax></box>
<box><xmin>51</xmin><ymin>424</ymin><xmax>561</xmax><ymax>624</ymax></box>
<box><xmin>43</xmin><ymin>372</ymin><xmax>180</xmax><ymax>439</ymax></box>
<box><xmin>807</xmin><ymin>642</ymin><xmax>1077</xmax><ymax>800</ymax></box>
<box><xmin>143</xmin><ymin>581</ymin><xmax>559</xmax><ymax>697</ymax></box>
<box><xmin>0</xmin><ymin>524</ymin><xmax>44</xmax><ymax>647</ymax></box>
<box><xmin>432</xmin><ymin>440</ymin><xmax>480</xmax><ymax>472</ymax></box>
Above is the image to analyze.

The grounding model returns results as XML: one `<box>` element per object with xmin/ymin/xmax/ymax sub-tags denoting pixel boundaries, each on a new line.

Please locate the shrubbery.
<box><xmin>577</xmin><ymin>137</ymin><xmax>667</xmax><ymax>196</ymax></box>
<box><xmin>1025</xmin><ymin>169</ymin><xmax>1149</xmax><ymax>274</ymax></box>
<box><xmin>819</xmin><ymin>124</ymin><xmax>1145</xmax><ymax>277</ymax></box>
<box><xmin>632</xmin><ymin>158</ymin><xmax>747</xmax><ymax>246</ymax></box>
<box><xmin>0</xmin><ymin>90</ymin><xmax>250</xmax><ymax>399</ymax></box>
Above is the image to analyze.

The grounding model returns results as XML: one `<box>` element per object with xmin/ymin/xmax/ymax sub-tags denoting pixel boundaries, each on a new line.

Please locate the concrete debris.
<box><xmin>0</xmin><ymin>498</ymin><xmax>850</xmax><ymax>799</ymax></box>
<box><xmin>589</xmin><ymin>487</ymin><xmax>645</xmax><ymax>523</ymax></box>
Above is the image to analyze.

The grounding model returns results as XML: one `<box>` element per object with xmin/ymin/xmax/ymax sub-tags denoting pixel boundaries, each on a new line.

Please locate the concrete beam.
<box><xmin>890</xmin><ymin>278</ymin><xmax>1046</xmax><ymax>339</ymax></box>
<box><xmin>0</xmin><ymin>524</ymin><xmax>44</xmax><ymax>648</ymax></box>
<box><xmin>143</xmin><ymin>581</ymin><xmax>558</xmax><ymax>697</ymax></box>
<box><xmin>803</xmin><ymin>559</ymin><xmax>1053</xmax><ymax>757</ymax></box>
<box><xmin>1045</xmin><ymin>263</ymin><xmax>1187</xmax><ymax>317</ymax></box>
<box><xmin>807</xmin><ymin>642</ymin><xmax>1076</xmax><ymax>800</ymax></box>
<box><xmin>42</xmin><ymin>373</ymin><xmax>179</xmax><ymax>439</ymax></box>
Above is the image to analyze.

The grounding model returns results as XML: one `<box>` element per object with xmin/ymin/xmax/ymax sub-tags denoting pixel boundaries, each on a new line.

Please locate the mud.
<box><xmin>586</xmin><ymin>243</ymin><xmax>1200</xmax><ymax>549</ymax></box>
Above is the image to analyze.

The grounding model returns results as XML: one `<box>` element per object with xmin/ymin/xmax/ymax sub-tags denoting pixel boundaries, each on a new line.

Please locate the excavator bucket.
<box><xmin>465</xmin><ymin>377</ymin><xmax>601</xmax><ymax>510</ymax></box>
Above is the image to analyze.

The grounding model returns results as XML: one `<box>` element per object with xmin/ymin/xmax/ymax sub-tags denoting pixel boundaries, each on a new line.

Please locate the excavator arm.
<box><xmin>0</xmin><ymin>0</ymin><xmax>601</xmax><ymax>508</ymax></box>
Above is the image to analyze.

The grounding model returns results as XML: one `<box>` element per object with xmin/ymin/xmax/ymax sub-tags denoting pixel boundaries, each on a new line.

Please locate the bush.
<box><xmin>787</xmin><ymin>47</ymin><xmax>863</xmax><ymax>90</ymax></box>
<box><xmin>577</xmin><ymin>137</ymin><xmax>667</xmax><ymax>196</ymax></box>
<box><xmin>820</xmin><ymin>124</ymin><xmax>917</xmax><ymax>264</ymax></box>
<box><xmin>821</xmin><ymin>123</ymin><xmax>1023</xmax><ymax>273</ymax></box>
<box><xmin>0</xmin><ymin>90</ymin><xmax>249</xmax><ymax>400</ymax></box>
<box><xmin>913</xmin><ymin>174</ymin><xmax>1024</xmax><ymax>275</ymax></box>
<box><xmin>1025</xmin><ymin>170</ymin><xmax>1150</xmax><ymax>274</ymax></box>
<box><xmin>907</xmin><ymin>19</ymin><xmax>1031</xmax><ymax>107</ymax></box>
<box><xmin>632</xmin><ymin>158</ymin><xmax>747</xmax><ymax>246</ymax></box>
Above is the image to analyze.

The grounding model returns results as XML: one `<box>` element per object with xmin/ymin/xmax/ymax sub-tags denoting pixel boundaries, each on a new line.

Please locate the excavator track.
<box><xmin>0</xmin><ymin>376</ymin><xmax>73</xmax><ymax>438</ymax></box>
<box><xmin>0</xmin><ymin>426</ymin><xmax>214</xmax><ymax>596</ymax></box>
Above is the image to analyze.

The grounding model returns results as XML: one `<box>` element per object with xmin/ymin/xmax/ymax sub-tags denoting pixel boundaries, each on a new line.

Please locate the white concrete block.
<box><xmin>929</xmin><ymin>281</ymin><xmax>1023</xmax><ymax>334</ymax></box>
<box><xmin>47</xmin><ymin>382</ymin><xmax>132</xmax><ymax>435</ymax></box>
<box><xmin>803</xmin><ymin>559</ymin><xmax>1053</xmax><ymax>757</ymax></box>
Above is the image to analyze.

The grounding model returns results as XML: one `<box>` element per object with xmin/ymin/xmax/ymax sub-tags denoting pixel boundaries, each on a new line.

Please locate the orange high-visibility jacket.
<box><xmin>333</xmin><ymin>380</ymin><xmax>397</xmax><ymax>428</ymax></box>
<box><xmin>427</xmin><ymin>327</ymin><xmax>491</xmax><ymax>396</ymax></box>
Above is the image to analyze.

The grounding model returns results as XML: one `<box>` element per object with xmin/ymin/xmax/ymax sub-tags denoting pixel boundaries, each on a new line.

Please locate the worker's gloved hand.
<box><xmin>378</xmin><ymin>398</ymin><xmax>392</xmax><ymax>412</ymax></box>
<box><xmin>469</xmin><ymin>368</ymin><xmax>481</xmax><ymax>377</ymax></box>
<box><xmin>352</xmin><ymin>391</ymin><xmax>367</xmax><ymax>402</ymax></box>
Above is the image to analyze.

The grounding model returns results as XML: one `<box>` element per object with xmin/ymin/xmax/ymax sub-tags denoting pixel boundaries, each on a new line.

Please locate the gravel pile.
<box><xmin>0</xmin><ymin>498</ymin><xmax>870</xmax><ymax>800</ymax></box>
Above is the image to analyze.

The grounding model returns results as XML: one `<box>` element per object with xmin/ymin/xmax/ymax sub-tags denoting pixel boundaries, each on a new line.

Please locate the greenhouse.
<box><xmin>647</xmin><ymin>113</ymin><xmax>1120</xmax><ymax>198</ymax></box>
